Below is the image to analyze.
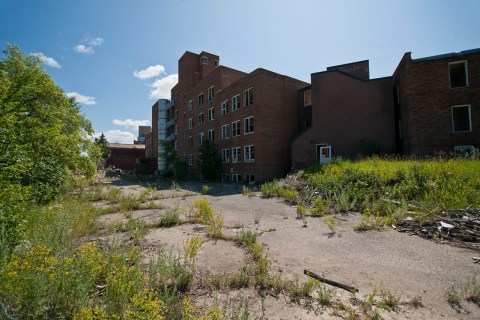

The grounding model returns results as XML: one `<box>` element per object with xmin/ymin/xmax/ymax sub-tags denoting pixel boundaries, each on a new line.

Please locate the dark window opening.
<box><xmin>452</xmin><ymin>105</ymin><xmax>471</xmax><ymax>132</ymax></box>
<box><xmin>449</xmin><ymin>62</ymin><xmax>467</xmax><ymax>88</ymax></box>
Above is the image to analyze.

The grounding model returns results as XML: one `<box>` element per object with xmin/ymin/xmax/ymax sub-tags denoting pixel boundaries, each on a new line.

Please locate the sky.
<box><xmin>1</xmin><ymin>0</ymin><xmax>479</xmax><ymax>143</ymax></box>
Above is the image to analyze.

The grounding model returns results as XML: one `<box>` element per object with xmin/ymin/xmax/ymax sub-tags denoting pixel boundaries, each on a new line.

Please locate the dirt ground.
<box><xmin>96</xmin><ymin>179</ymin><xmax>480</xmax><ymax>319</ymax></box>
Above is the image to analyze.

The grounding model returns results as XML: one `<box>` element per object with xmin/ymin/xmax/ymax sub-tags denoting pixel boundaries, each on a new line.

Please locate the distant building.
<box><xmin>107</xmin><ymin>144</ymin><xmax>146</xmax><ymax>171</ymax></box>
<box><xmin>135</xmin><ymin>126</ymin><xmax>151</xmax><ymax>144</ymax></box>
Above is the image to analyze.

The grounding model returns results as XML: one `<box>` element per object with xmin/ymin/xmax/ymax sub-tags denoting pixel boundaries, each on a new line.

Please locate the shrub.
<box><xmin>201</xmin><ymin>184</ymin><xmax>209</xmax><ymax>195</ymax></box>
<box><xmin>277</xmin><ymin>187</ymin><xmax>299</xmax><ymax>204</ymax></box>
<box><xmin>207</xmin><ymin>213</ymin><xmax>225</xmax><ymax>239</ymax></box>
<box><xmin>311</xmin><ymin>197</ymin><xmax>326</xmax><ymax>216</ymax></box>
<box><xmin>296</xmin><ymin>205</ymin><xmax>307</xmax><ymax>219</ymax></box>
<box><xmin>188</xmin><ymin>198</ymin><xmax>214</xmax><ymax>224</ymax></box>
<box><xmin>260</xmin><ymin>181</ymin><xmax>281</xmax><ymax>198</ymax></box>
<box><xmin>157</xmin><ymin>208</ymin><xmax>181</xmax><ymax>227</ymax></box>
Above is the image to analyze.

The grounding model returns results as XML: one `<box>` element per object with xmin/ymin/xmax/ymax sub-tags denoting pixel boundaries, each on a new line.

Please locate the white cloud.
<box><xmin>113</xmin><ymin>118</ymin><xmax>150</xmax><ymax>130</ymax></box>
<box><xmin>102</xmin><ymin>130</ymin><xmax>136</xmax><ymax>144</ymax></box>
<box><xmin>66</xmin><ymin>92</ymin><xmax>96</xmax><ymax>105</ymax></box>
<box><xmin>149</xmin><ymin>74</ymin><xmax>178</xmax><ymax>99</ymax></box>
<box><xmin>73</xmin><ymin>35</ymin><xmax>103</xmax><ymax>55</ymax></box>
<box><xmin>73</xmin><ymin>44</ymin><xmax>94</xmax><ymax>55</ymax></box>
<box><xmin>88</xmin><ymin>37</ymin><xmax>104</xmax><ymax>46</ymax></box>
<box><xmin>31</xmin><ymin>52</ymin><xmax>61</xmax><ymax>68</ymax></box>
<box><xmin>133</xmin><ymin>65</ymin><xmax>166</xmax><ymax>79</ymax></box>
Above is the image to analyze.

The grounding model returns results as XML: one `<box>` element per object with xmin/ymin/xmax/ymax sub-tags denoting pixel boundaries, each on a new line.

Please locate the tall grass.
<box><xmin>303</xmin><ymin>157</ymin><xmax>480</xmax><ymax>215</ymax></box>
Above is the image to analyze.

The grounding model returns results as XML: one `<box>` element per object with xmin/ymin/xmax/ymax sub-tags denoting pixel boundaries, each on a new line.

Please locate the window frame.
<box><xmin>221</xmin><ymin>148</ymin><xmax>230</xmax><ymax>163</ymax></box>
<box><xmin>243</xmin><ymin>88</ymin><xmax>253</xmax><ymax>106</ymax></box>
<box><xmin>198</xmin><ymin>113</ymin><xmax>204</xmax><ymax>125</ymax></box>
<box><xmin>221</xmin><ymin>100</ymin><xmax>229</xmax><ymax>116</ymax></box>
<box><xmin>198</xmin><ymin>132</ymin><xmax>205</xmax><ymax>144</ymax></box>
<box><xmin>188</xmin><ymin>118</ymin><xmax>193</xmax><ymax>129</ymax></box>
<box><xmin>232</xmin><ymin>147</ymin><xmax>242</xmax><ymax>163</ymax></box>
<box><xmin>208</xmin><ymin>86</ymin><xmax>215</xmax><ymax>101</ymax></box>
<box><xmin>232</xmin><ymin>94</ymin><xmax>240</xmax><ymax>111</ymax></box>
<box><xmin>451</xmin><ymin>104</ymin><xmax>472</xmax><ymax>133</ymax></box>
<box><xmin>188</xmin><ymin>154</ymin><xmax>193</xmax><ymax>165</ymax></box>
<box><xmin>188</xmin><ymin>100</ymin><xmax>193</xmax><ymax>112</ymax></box>
<box><xmin>221</xmin><ymin>124</ymin><xmax>229</xmax><ymax>139</ymax></box>
<box><xmin>244</xmin><ymin>116</ymin><xmax>254</xmax><ymax>135</ymax></box>
<box><xmin>208</xmin><ymin>129</ymin><xmax>215</xmax><ymax>141</ymax></box>
<box><xmin>198</xmin><ymin>93</ymin><xmax>204</xmax><ymax>106</ymax></box>
<box><xmin>244</xmin><ymin>145</ymin><xmax>255</xmax><ymax>163</ymax></box>
<box><xmin>208</xmin><ymin>107</ymin><xmax>215</xmax><ymax>121</ymax></box>
<box><xmin>232</xmin><ymin>120</ymin><xmax>240</xmax><ymax>137</ymax></box>
<box><xmin>449</xmin><ymin>61</ymin><xmax>468</xmax><ymax>88</ymax></box>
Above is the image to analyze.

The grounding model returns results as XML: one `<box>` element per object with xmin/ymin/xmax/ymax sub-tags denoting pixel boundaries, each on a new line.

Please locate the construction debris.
<box><xmin>396</xmin><ymin>209</ymin><xmax>480</xmax><ymax>251</ymax></box>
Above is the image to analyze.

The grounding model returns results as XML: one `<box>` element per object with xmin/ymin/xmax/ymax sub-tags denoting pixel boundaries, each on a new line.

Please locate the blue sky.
<box><xmin>1</xmin><ymin>0</ymin><xmax>479</xmax><ymax>143</ymax></box>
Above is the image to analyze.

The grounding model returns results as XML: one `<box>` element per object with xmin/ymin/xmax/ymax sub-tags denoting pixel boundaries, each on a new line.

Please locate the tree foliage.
<box><xmin>0</xmin><ymin>44</ymin><xmax>97</xmax><ymax>253</ymax></box>
<box><xmin>197</xmin><ymin>139</ymin><xmax>220</xmax><ymax>181</ymax></box>
<box><xmin>95</xmin><ymin>132</ymin><xmax>110</xmax><ymax>159</ymax></box>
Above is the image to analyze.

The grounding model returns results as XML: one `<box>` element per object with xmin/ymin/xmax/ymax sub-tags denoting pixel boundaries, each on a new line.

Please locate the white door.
<box><xmin>318</xmin><ymin>145</ymin><xmax>332</xmax><ymax>165</ymax></box>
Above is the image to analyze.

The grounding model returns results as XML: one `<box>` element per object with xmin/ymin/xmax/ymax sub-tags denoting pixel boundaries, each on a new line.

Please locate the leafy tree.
<box><xmin>95</xmin><ymin>132</ymin><xmax>110</xmax><ymax>159</ymax></box>
<box><xmin>197</xmin><ymin>139</ymin><xmax>221</xmax><ymax>181</ymax></box>
<box><xmin>0</xmin><ymin>44</ymin><xmax>97</xmax><ymax>253</ymax></box>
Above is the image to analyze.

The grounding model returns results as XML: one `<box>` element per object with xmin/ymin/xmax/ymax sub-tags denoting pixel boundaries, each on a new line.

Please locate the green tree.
<box><xmin>95</xmin><ymin>132</ymin><xmax>110</xmax><ymax>159</ymax></box>
<box><xmin>0</xmin><ymin>44</ymin><xmax>97</xmax><ymax>254</ymax></box>
<box><xmin>197</xmin><ymin>139</ymin><xmax>220</xmax><ymax>181</ymax></box>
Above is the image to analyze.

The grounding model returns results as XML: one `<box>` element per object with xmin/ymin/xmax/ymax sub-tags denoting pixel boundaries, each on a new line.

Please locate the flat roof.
<box><xmin>108</xmin><ymin>144</ymin><xmax>145</xmax><ymax>149</ymax></box>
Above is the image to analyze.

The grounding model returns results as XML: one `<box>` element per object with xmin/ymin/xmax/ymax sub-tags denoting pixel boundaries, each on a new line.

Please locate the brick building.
<box><xmin>292</xmin><ymin>61</ymin><xmax>396</xmax><ymax>169</ymax></box>
<box><xmin>168</xmin><ymin>51</ymin><xmax>308</xmax><ymax>182</ymax></box>
<box><xmin>153</xmin><ymin>48</ymin><xmax>479</xmax><ymax>181</ymax></box>
<box><xmin>392</xmin><ymin>49</ymin><xmax>480</xmax><ymax>155</ymax></box>
<box><xmin>107</xmin><ymin>144</ymin><xmax>146</xmax><ymax>171</ymax></box>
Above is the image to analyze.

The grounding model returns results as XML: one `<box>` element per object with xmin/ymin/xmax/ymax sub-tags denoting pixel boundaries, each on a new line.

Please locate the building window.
<box><xmin>454</xmin><ymin>145</ymin><xmax>475</xmax><ymax>156</ymax></box>
<box><xmin>232</xmin><ymin>120</ymin><xmax>240</xmax><ymax>137</ymax></box>
<box><xmin>244</xmin><ymin>116</ymin><xmax>254</xmax><ymax>135</ymax></box>
<box><xmin>175</xmin><ymin>109</ymin><xmax>179</xmax><ymax>120</ymax></box>
<box><xmin>245</xmin><ymin>174</ymin><xmax>255</xmax><ymax>184</ymax></box>
<box><xmin>244</xmin><ymin>145</ymin><xmax>255</xmax><ymax>163</ymax></box>
<box><xmin>200</xmin><ymin>56</ymin><xmax>208</xmax><ymax>64</ymax></box>
<box><xmin>303</xmin><ymin>90</ymin><xmax>312</xmax><ymax>107</ymax></box>
<box><xmin>198</xmin><ymin>132</ymin><xmax>204</xmax><ymax>144</ymax></box>
<box><xmin>232</xmin><ymin>147</ymin><xmax>241</xmax><ymax>163</ymax></box>
<box><xmin>188</xmin><ymin>154</ymin><xmax>193</xmax><ymax>165</ymax></box>
<box><xmin>198</xmin><ymin>113</ymin><xmax>204</xmax><ymax>125</ymax></box>
<box><xmin>198</xmin><ymin>93</ymin><xmax>204</xmax><ymax>106</ymax></box>
<box><xmin>208</xmin><ymin>86</ymin><xmax>215</xmax><ymax>101</ymax></box>
<box><xmin>232</xmin><ymin>95</ymin><xmax>240</xmax><ymax>111</ymax></box>
<box><xmin>175</xmin><ymin>125</ymin><xmax>179</xmax><ymax>135</ymax></box>
<box><xmin>208</xmin><ymin>129</ymin><xmax>214</xmax><ymax>141</ymax></box>
<box><xmin>188</xmin><ymin>136</ymin><xmax>193</xmax><ymax>147</ymax></box>
<box><xmin>188</xmin><ymin>100</ymin><xmax>193</xmax><ymax>112</ymax></box>
<box><xmin>214</xmin><ymin>60</ymin><xmax>219</xmax><ymax>67</ymax></box>
<box><xmin>188</xmin><ymin>118</ymin><xmax>193</xmax><ymax>129</ymax></box>
<box><xmin>208</xmin><ymin>107</ymin><xmax>215</xmax><ymax>121</ymax></box>
<box><xmin>221</xmin><ymin>124</ymin><xmax>229</xmax><ymax>139</ymax></box>
<box><xmin>452</xmin><ymin>105</ymin><xmax>471</xmax><ymax>132</ymax></box>
<box><xmin>221</xmin><ymin>149</ymin><xmax>230</xmax><ymax>163</ymax></box>
<box><xmin>221</xmin><ymin>100</ymin><xmax>229</xmax><ymax>116</ymax></box>
<box><xmin>232</xmin><ymin>174</ymin><xmax>242</xmax><ymax>183</ymax></box>
<box><xmin>449</xmin><ymin>61</ymin><xmax>468</xmax><ymax>88</ymax></box>
<box><xmin>174</xmin><ymin>140</ymin><xmax>178</xmax><ymax>150</ymax></box>
<box><xmin>243</xmin><ymin>88</ymin><xmax>253</xmax><ymax>106</ymax></box>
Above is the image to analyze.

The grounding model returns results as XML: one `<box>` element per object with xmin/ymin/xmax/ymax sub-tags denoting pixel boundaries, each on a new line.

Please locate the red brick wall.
<box><xmin>292</xmin><ymin>71</ymin><xmax>395</xmax><ymax>168</ymax></box>
<box><xmin>393</xmin><ymin>51</ymin><xmax>480</xmax><ymax>154</ymax></box>
<box><xmin>107</xmin><ymin>147</ymin><xmax>145</xmax><ymax>171</ymax></box>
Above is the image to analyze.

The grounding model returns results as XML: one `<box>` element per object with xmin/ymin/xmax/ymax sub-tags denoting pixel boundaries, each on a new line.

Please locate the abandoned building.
<box><xmin>145</xmin><ymin>48</ymin><xmax>479</xmax><ymax>181</ymax></box>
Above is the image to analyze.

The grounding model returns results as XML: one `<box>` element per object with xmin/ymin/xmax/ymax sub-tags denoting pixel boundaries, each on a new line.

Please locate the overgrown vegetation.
<box><xmin>0</xmin><ymin>44</ymin><xmax>99</xmax><ymax>258</ymax></box>
<box><xmin>262</xmin><ymin>157</ymin><xmax>480</xmax><ymax>230</ymax></box>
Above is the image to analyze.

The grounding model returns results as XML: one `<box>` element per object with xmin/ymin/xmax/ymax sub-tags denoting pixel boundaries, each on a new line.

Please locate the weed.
<box><xmin>149</xmin><ymin>249</ymin><xmax>192</xmax><ymax>293</ymax></box>
<box><xmin>236</xmin><ymin>230</ymin><xmax>257</xmax><ymax>248</ymax></box>
<box><xmin>446</xmin><ymin>285</ymin><xmax>461</xmax><ymax>307</ymax></box>
<box><xmin>378</xmin><ymin>289</ymin><xmax>401</xmax><ymax>311</ymax></box>
<box><xmin>321</xmin><ymin>215</ymin><xmax>341</xmax><ymax>233</ymax></box>
<box><xmin>277</xmin><ymin>187</ymin><xmax>299</xmax><ymax>204</ymax></box>
<box><xmin>464</xmin><ymin>273</ymin><xmax>480</xmax><ymax>306</ymax></box>
<box><xmin>188</xmin><ymin>198</ymin><xmax>214</xmax><ymax>224</ymax></box>
<box><xmin>255</xmin><ymin>255</ymin><xmax>270</xmax><ymax>287</ymax></box>
<box><xmin>157</xmin><ymin>208</ymin><xmax>182</xmax><ymax>227</ymax></box>
<box><xmin>201</xmin><ymin>184</ymin><xmax>209</xmax><ymax>195</ymax></box>
<box><xmin>183</xmin><ymin>235</ymin><xmax>204</xmax><ymax>271</ymax></box>
<box><xmin>170</xmin><ymin>181</ymin><xmax>180</xmax><ymax>191</ymax></box>
<box><xmin>242</xmin><ymin>185</ymin><xmax>255</xmax><ymax>197</ymax></box>
<box><xmin>409</xmin><ymin>295</ymin><xmax>424</xmax><ymax>308</ymax></box>
<box><xmin>311</xmin><ymin>197</ymin><xmax>326</xmax><ymax>216</ymax></box>
<box><xmin>260</xmin><ymin>180</ymin><xmax>281</xmax><ymax>198</ymax></box>
<box><xmin>207</xmin><ymin>212</ymin><xmax>225</xmax><ymax>239</ymax></box>
<box><xmin>296</xmin><ymin>205</ymin><xmax>307</xmax><ymax>219</ymax></box>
